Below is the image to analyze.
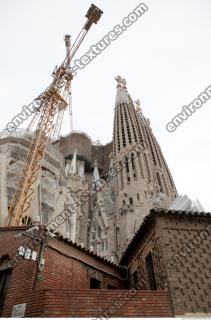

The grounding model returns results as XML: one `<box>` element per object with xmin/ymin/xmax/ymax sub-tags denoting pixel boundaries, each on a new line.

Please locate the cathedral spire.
<box><xmin>110</xmin><ymin>76</ymin><xmax>178</xmax><ymax>257</ymax></box>
<box><xmin>113</xmin><ymin>76</ymin><xmax>143</xmax><ymax>155</ymax></box>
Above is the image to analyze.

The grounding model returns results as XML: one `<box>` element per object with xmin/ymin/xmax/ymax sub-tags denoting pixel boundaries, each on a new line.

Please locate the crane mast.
<box><xmin>52</xmin><ymin>35</ymin><xmax>72</xmax><ymax>140</ymax></box>
<box><xmin>7</xmin><ymin>4</ymin><xmax>103</xmax><ymax>226</ymax></box>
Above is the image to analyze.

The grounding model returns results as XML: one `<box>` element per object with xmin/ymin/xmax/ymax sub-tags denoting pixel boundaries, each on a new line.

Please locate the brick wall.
<box><xmin>121</xmin><ymin>211</ymin><xmax>211</xmax><ymax>316</ymax></box>
<box><xmin>35</xmin><ymin>246</ymin><xmax>121</xmax><ymax>290</ymax></box>
<box><xmin>124</xmin><ymin>217</ymin><xmax>169</xmax><ymax>291</ymax></box>
<box><xmin>158</xmin><ymin>214</ymin><xmax>211</xmax><ymax>315</ymax></box>
<box><xmin>0</xmin><ymin>228</ymin><xmax>38</xmax><ymax>317</ymax></box>
<box><xmin>0</xmin><ymin>228</ymin><xmax>122</xmax><ymax>316</ymax></box>
<box><xmin>25</xmin><ymin>289</ymin><xmax>173</xmax><ymax>317</ymax></box>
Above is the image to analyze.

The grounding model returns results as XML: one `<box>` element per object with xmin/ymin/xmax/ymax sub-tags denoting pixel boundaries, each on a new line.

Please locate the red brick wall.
<box><xmin>25</xmin><ymin>289</ymin><xmax>173</xmax><ymax>317</ymax></box>
<box><xmin>0</xmin><ymin>229</ymin><xmax>122</xmax><ymax>316</ymax></box>
<box><xmin>36</xmin><ymin>248</ymin><xmax>121</xmax><ymax>290</ymax></box>
<box><xmin>0</xmin><ymin>228</ymin><xmax>38</xmax><ymax>317</ymax></box>
<box><xmin>2</xmin><ymin>260</ymin><xmax>37</xmax><ymax>317</ymax></box>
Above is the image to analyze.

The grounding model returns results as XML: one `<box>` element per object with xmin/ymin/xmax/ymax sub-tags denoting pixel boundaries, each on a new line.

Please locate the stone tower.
<box><xmin>110</xmin><ymin>76</ymin><xmax>177</xmax><ymax>259</ymax></box>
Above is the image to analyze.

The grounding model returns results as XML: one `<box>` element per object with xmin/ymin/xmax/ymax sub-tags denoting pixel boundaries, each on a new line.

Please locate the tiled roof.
<box><xmin>54</xmin><ymin>231</ymin><xmax>120</xmax><ymax>268</ymax></box>
<box><xmin>120</xmin><ymin>208</ymin><xmax>211</xmax><ymax>265</ymax></box>
<box><xmin>0</xmin><ymin>225</ymin><xmax>119</xmax><ymax>269</ymax></box>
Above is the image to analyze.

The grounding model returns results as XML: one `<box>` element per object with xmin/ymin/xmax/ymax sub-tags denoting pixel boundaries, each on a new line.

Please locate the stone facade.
<box><xmin>0</xmin><ymin>77</ymin><xmax>181</xmax><ymax>262</ymax></box>
<box><xmin>89</xmin><ymin>77</ymin><xmax>178</xmax><ymax>261</ymax></box>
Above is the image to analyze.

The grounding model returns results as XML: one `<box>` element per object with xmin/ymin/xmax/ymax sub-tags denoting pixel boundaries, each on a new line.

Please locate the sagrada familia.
<box><xmin>0</xmin><ymin>76</ymin><xmax>203</xmax><ymax>262</ymax></box>
<box><xmin>0</xmin><ymin>76</ymin><xmax>210</xmax><ymax>318</ymax></box>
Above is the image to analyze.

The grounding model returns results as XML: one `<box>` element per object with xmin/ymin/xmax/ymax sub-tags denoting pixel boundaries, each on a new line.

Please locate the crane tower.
<box><xmin>7</xmin><ymin>4</ymin><xmax>103</xmax><ymax>226</ymax></box>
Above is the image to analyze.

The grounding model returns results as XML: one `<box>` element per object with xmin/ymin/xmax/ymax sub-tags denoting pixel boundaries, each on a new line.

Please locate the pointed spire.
<box><xmin>78</xmin><ymin>164</ymin><xmax>85</xmax><ymax>181</ymax></box>
<box><xmin>69</xmin><ymin>150</ymin><xmax>77</xmax><ymax>175</ymax></box>
<box><xmin>92</xmin><ymin>160</ymin><xmax>102</xmax><ymax>191</ymax></box>
<box><xmin>115</xmin><ymin>75</ymin><xmax>130</xmax><ymax>106</ymax></box>
<box><xmin>93</xmin><ymin>160</ymin><xmax>100</xmax><ymax>182</ymax></box>
<box><xmin>113</xmin><ymin>76</ymin><xmax>143</xmax><ymax>155</ymax></box>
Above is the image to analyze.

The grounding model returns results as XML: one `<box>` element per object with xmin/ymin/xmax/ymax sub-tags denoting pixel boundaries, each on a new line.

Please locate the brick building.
<box><xmin>120</xmin><ymin>209</ymin><xmax>211</xmax><ymax>316</ymax></box>
<box><xmin>0</xmin><ymin>208</ymin><xmax>210</xmax><ymax>317</ymax></box>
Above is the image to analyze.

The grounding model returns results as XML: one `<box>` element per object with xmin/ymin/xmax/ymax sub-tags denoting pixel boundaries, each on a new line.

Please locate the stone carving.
<box><xmin>148</xmin><ymin>180</ymin><xmax>165</xmax><ymax>208</ymax></box>
<box><xmin>115</xmin><ymin>75</ymin><xmax>127</xmax><ymax>91</ymax></box>
<box><xmin>115</xmin><ymin>75</ymin><xmax>122</xmax><ymax>89</ymax></box>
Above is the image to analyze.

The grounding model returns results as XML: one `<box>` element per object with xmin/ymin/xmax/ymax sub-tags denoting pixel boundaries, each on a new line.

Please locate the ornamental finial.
<box><xmin>135</xmin><ymin>99</ymin><xmax>142</xmax><ymax>113</ymax></box>
<box><xmin>115</xmin><ymin>75</ymin><xmax>127</xmax><ymax>91</ymax></box>
<box><xmin>121</xmin><ymin>78</ymin><xmax>127</xmax><ymax>92</ymax></box>
<box><xmin>115</xmin><ymin>75</ymin><xmax>122</xmax><ymax>89</ymax></box>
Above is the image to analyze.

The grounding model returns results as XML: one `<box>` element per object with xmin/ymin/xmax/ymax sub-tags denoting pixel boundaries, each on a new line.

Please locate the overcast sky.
<box><xmin>0</xmin><ymin>0</ymin><xmax>211</xmax><ymax>211</ymax></box>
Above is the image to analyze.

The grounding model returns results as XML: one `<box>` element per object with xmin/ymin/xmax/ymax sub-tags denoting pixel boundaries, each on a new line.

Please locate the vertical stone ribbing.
<box><xmin>113</xmin><ymin>86</ymin><xmax>142</xmax><ymax>156</ymax></box>
<box><xmin>111</xmin><ymin>77</ymin><xmax>178</xmax><ymax>259</ymax></box>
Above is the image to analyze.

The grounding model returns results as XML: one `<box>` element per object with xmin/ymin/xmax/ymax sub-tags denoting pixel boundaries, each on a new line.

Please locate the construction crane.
<box><xmin>7</xmin><ymin>4</ymin><xmax>103</xmax><ymax>226</ymax></box>
<box><xmin>51</xmin><ymin>35</ymin><xmax>72</xmax><ymax>140</ymax></box>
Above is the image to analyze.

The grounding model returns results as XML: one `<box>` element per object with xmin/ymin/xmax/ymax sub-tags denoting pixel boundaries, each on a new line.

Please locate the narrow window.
<box><xmin>143</xmin><ymin>153</ymin><xmax>151</xmax><ymax>179</ymax></box>
<box><xmin>90</xmin><ymin>278</ymin><xmax>101</xmax><ymax>289</ymax></box>
<box><xmin>137</xmin><ymin>193</ymin><xmax>140</xmax><ymax>201</ymax></box>
<box><xmin>116</xmin><ymin>227</ymin><xmax>120</xmax><ymax>251</ymax></box>
<box><xmin>131</xmin><ymin>153</ymin><xmax>135</xmax><ymax>170</ymax></box>
<box><xmin>138</xmin><ymin>153</ymin><xmax>144</xmax><ymax>178</ymax></box>
<box><xmin>129</xmin><ymin>197</ymin><xmax>133</xmax><ymax>205</ymax></box>
<box><xmin>145</xmin><ymin>253</ymin><xmax>157</xmax><ymax>290</ymax></box>
<box><xmin>125</xmin><ymin>156</ymin><xmax>129</xmax><ymax>173</ymax></box>
<box><xmin>156</xmin><ymin>172</ymin><xmax>163</xmax><ymax>193</ymax></box>
<box><xmin>132</xmin><ymin>270</ymin><xmax>138</xmax><ymax>289</ymax></box>
<box><xmin>0</xmin><ymin>268</ymin><xmax>12</xmax><ymax>314</ymax></box>
<box><xmin>97</xmin><ymin>226</ymin><xmax>102</xmax><ymax>238</ymax></box>
<box><xmin>120</xmin><ymin>161</ymin><xmax>124</xmax><ymax>188</ymax></box>
<box><xmin>162</xmin><ymin>174</ymin><xmax>169</xmax><ymax>197</ymax></box>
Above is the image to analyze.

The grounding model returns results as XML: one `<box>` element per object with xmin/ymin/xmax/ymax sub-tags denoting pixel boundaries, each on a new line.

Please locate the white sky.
<box><xmin>0</xmin><ymin>0</ymin><xmax>211</xmax><ymax>211</ymax></box>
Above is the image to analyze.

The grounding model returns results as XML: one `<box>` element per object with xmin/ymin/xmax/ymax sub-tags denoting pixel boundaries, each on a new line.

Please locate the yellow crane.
<box><xmin>7</xmin><ymin>4</ymin><xmax>103</xmax><ymax>226</ymax></box>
